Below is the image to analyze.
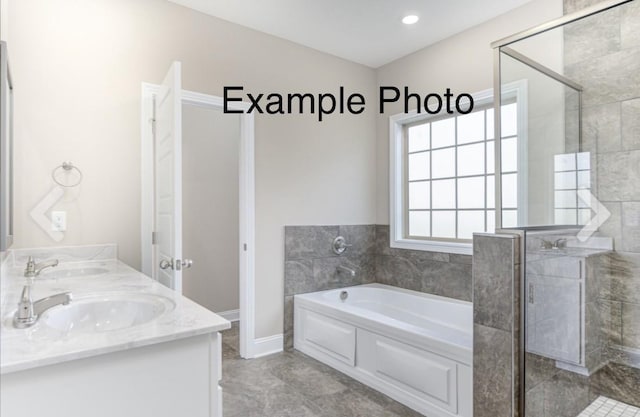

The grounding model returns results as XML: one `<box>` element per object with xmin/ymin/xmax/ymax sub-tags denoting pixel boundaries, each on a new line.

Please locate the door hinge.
<box><xmin>528</xmin><ymin>283</ymin><xmax>534</xmax><ymax>303</ymax></box>
<box><xmin>151</xmin><ymin>231</ymin><xmax>158</xmax><ymax>245</ymax></box>
<box><xmin>243</xmin><ymin>243</ymin><xmax>247</xmax><ymax>251</ymax></box>
<box><xmin>150</xmin><ymin>118</ymin><xmax>156</xmax><ymax>136</ymax></box>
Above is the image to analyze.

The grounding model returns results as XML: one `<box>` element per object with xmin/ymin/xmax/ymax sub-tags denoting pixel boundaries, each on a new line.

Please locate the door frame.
<box><xmin>141</xmin><ymin>83</ymin><xmax>255</xmax><ymax>359</ymax></box>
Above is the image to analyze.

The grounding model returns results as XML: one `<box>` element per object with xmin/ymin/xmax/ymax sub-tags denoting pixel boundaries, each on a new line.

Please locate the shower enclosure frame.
<box><xmin>491</xmin><ymin>0</ymin><xmax>636</xmax><ymax>415</ymax></box>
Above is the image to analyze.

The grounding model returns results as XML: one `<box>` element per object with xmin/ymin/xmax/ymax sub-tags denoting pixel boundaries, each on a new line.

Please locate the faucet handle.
<box><xmin>332</xmin><ymin>236</ymin><xmax>352</xmax><ymax>255</ymax></box>
<box><xmin>24</xmin><ymin>257</ymin><xmax>36</xmax><ymax>277</ymax></box>
<box><xmin>20</xmin><ymin>285</ymin><xmax>32</xmax><ymax>303</ymax></box>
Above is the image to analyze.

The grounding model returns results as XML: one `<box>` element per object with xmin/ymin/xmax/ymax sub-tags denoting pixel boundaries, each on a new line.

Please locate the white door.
<box><xmin>153</xmin><ymin>61</ymin><xmax>190</xmax><ymax>293</ymax></box>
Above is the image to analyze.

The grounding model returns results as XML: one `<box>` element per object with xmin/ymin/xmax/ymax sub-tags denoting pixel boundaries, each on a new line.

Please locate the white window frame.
<box><xmin>389</xmin><ymin>82</ymin><xmax>528</xmax><ymax>255</ymax></box>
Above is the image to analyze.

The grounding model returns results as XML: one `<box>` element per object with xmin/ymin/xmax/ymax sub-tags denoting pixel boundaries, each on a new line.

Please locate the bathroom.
<box><xmin>0</xmin><ymin>0</ymin><xmax>638</xmax><ymax>416</ymax></box>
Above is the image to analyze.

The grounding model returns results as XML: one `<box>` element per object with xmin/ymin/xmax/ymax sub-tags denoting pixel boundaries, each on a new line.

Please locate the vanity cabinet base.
<box><xmin>1</xmin><ymin>333</ymin><xmax>223</xmax><ymax>417</ymax></box>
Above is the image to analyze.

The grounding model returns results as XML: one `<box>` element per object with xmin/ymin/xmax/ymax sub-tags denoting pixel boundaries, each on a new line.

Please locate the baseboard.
<box><xmin>217</xmin><ymin>309</ymin><xmax>239</xmax><ymax>322</ymax></box>
<box><xmin>249</xmin><ymin>334</ymin><xmax>283</xmax><ymax>358</ymax></box>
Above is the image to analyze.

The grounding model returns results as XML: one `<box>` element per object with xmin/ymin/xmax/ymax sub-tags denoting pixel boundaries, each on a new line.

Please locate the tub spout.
<box><xmin>337</xmin><ymin>265</ymin><xmax>356</xmax><ymax>277</ymax></box>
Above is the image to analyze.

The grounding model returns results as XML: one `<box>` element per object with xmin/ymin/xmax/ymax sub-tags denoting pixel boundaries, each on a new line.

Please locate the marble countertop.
<box><xmin>1</xmin><ymin>252</ymin><xmax>230</xmax><ymax>374</ymax></box>
<box><xmin>526</xmin><ymin>246</ymin><xmax>612</xmax><ymax>259</ymax></box>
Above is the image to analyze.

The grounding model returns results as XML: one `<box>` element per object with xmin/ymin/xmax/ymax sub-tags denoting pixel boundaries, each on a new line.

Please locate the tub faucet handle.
<box><xmin>332</xmin><ymin>236</ymin><xmax>352</xmax><ymax>255</ymax></box>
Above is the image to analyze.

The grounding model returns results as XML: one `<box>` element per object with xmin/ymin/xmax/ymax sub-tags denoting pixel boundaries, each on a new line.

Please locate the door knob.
<box><xmin>159</xmin><ymin>258</ymin><xmax>193</xmax><ymax>270</ymax></box>
<box><xmin>159</xmin><ymin>259</ymin><xmax>173</xmax><ymax>270</ymax></box>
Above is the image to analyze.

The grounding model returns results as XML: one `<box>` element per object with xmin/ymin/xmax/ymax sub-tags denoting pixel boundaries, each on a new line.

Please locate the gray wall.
<box><xmin>283</xmin><ymin>224</ymin><xmax>473</xmax><ymax>350</ymax></box>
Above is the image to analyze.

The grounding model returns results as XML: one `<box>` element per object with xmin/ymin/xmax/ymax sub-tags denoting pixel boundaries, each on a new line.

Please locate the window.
<box><xmin>390</xmin><ymin>85</ymin><xmax>527</xmax><ymax>254</ymax></box>
<box><xmin>554</xmin><ymin>152</ymin><xmax>592</xmax><ymax>225</ymax></box>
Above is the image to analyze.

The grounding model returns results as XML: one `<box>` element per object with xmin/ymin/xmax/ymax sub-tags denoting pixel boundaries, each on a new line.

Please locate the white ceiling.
<box><xmin>168</xmin><ymin>0</ymin><xmax>534</xmax><ymax>68</ymax></box>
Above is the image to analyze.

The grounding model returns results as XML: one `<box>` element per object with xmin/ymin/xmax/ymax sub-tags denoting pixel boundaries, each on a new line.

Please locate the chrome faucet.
<box><xmin>13</xmin><ymin>285</ymin><xmax>72</xmax><ymax>329</ymax></box>
<box><xmin>336</xmin><ymin>265</ymin><xmax>356</xmax><ymax>277</ymax></box>
<box><xmin>553</xmin><ymin>238</ymin><xmax>568</xmax><ymax>249</ymax></box>
<box><xmin>540</xmin><ymin>238</ymin><xmax>568</xmax><ymax>250</ymax></box>
<box><xmin>24</xmin><ymin>256</ymin><xmax>59</xmax><ymax>278</ymax></box>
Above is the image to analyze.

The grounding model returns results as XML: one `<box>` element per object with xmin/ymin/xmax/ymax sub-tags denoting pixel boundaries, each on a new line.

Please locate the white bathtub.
<box><xmin>294</xmin><ymin>283</ymin><xmax>472</xmax><ymax>417</ymax></box>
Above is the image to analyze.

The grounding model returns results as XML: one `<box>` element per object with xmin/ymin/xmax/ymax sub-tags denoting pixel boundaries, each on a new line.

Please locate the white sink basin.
<box><xmin>40</xmin><ymin>294</ymin><xmax>175</xmax><ymax>334</ymax></box>
<box><xmin>41</xmin><ymin>267</ymin><xmax>110</xmax><ymax>279</ymax></box>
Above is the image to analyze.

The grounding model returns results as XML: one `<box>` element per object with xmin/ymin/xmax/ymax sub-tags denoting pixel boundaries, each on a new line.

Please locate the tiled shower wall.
<box><xmin>283</xmin><ymin>224</ymin><xmax>473</xmax><ymax>349</ymax></box>
<box><xmin>564</xmin><ymin>0</ymin><xmax>640</xmax><ymax>366</ymax></box>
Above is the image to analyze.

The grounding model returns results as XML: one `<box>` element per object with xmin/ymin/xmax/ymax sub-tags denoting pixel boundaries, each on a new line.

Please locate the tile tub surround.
<box><xmin>283</xmin><ymin>224</ymin><xmax>473</xmax><ymax>350</ymax></box>
<box><xmin>374</xmin><ymin>225</ymin><xmax>473</xmax><ymax>302</ymax></box>
<box><xmin>472</xmin><ymin>232</ymin><xmax>521</xmax><ymax>417</ymax></box>
<box><xmin>284</xmin><ymin>225</ymin><xmax>376</xmax><ymax>350</ymax></box>
<box><xmin>0</xmin><ymin>246</ymin><xmax>230</xmax><ymax>374</ymax></box>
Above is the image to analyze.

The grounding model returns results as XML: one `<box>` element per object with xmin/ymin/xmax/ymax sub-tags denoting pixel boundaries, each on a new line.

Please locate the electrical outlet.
<box><xmin>51</xmin><ymin>211</ymin><xmax>66</xmax><ymax>232</ymax></box>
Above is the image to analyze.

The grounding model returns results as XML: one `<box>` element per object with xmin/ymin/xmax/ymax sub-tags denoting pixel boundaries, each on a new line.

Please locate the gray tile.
<box><xmin>563</xmin><ymin>7</ymin><xmax>621</xmax><ymax>67</ymax></box>
<box><xmin>582</xmin><ymin>102</ymin><xmax>622</xmax><ymax>153</ymax></box>
<box><xmin>222</xmin><ymin>349</ymin><xmax>426</xmax><ymax>417</ymax></box>
<box><xmin>375</xmin><ymin>255</ymin><xmax>422</xmax><ymax>291</ymax></box>
<box><xmin>473</xmin><ymin>324</ymin><xmax>513</xmax><ymax>417</ymax></box>
<box><xmin>268</xmin><ymin>354</ymin><xmax>349</xmax><ymax>399</ymax></box>
<box><xmin>543</xmin><ymin>370</ymin><xmax>591</xmax><ymax>417</ymax></box>
<box><xmin>312</xmin><ymin>255</ymin><xmax>374</xmax><ymax>291</ymax></box>
<box><xmin>421</xmin><ymin>260</ymin><xmax>472</xmax><ymax>302</ymax></box>
<box><xmin>450</xmin><ymin>253</ymin><xmax>473</xmax><ymax>265</ymax></box>
<box><xmin>564</xmin><ymin>0</ymin><xmax>602</xmax><ymax>14</ymax></box>
<box><xmin>597</xmin><ymin>150</ymin><xmax>640</xmax><ymax>201</ymax></box>
<box><xmin>608</xmin><ymin>300</ymin><xmax>623</xmax><ymax>347</ymax></box>
<box><xmin>621</xmin><ymin>0</ymin><xmax>640</xmax><ymax>50</ymax></box>
<box><xmin>590</xmin><ymin>362</ymin><xmax>640</xmax><ymax>407</ymax></box>
<box><xmin>374</xmin><ymin>225</ymin><xmax>391</xmax><ymax>256</ymax></box>
<box><xmin>622</xmin><ymin>202</ymin><xmax>640</xmax><ymax>253</ymax></box>
<box><xmin>284</xmin><ymin>259</ymin><xmax>314</xmax><ymax>296</ymax></box>
<box><xmin>339</xmin><ymin>225</ymin><xmax>376</xmax><ymax>257</ymax></box>
<box><xmin>566</xmin><ymin>49</ymin><xmax>640</xmax><ymax>108</ymax></box>
<box><xmin>314</xmin><ymin>390</ymin><xmax>397</xmax><ymax>417</ymax></box>
<box><xmin>525</xmin><ymin>352</ymin><xmax>558</xmax><ymax>390</ymax></box>
<box><xmin>599</xmin><ymin>202</ymin><xmax>622</xmax><ymax>250</ymax></box>
<box><xmin>285</xmin><ymin>226</ymin><xmax>339</xmax><ymax>260</ymax></box>
<box><xmin>525</xmin><ymin>381</ymin><xmax>545</xmax><ymax>417</ymax></box>
<box><xmin>606</xmin><ymin>252</ymin><xmax>640</xmax><ymax>304</ymax></box>
<box><xmin>621</xmin><ymin>302</ymin><xmax>640</xmax><ymax>349</ymax></box>
<box><xmin>473</xmin><ymin>234</ymin><xmax>517</xmax><ymax>331</ymax></box>
<box><xmin>384</xmin><ymin>402</ymin><xmax>424</xmax><ymax>417</ymax></box>
<box><xmin>389</xmin><ymin>247</ymin><xmax>450</xmax><ymax>263</ymax></box>
<box><xmin>622</xmin><ymin>98</ymin><xmax>640</xmax><ymax>151</ymax></box>
<box><xmin>284</xmin><ymin>295</ymin><xmax>294</xmax><ymax>351</ymax></box>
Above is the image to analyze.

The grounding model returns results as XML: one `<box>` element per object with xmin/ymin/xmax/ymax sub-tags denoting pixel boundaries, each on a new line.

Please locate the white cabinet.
<box><xmin>525</xmin><ymin>251</ymin><xmax>608</xmax><ymax>375</ymax></box>
<box><xmin>526</xmin><ymin>274</ymin><xmax>582</xmax><ymax>364</ymax></box>
<box><xmin>1</xmin><ymin>333</ymin><xmax>223</xmax><ymax>417</ymax></box>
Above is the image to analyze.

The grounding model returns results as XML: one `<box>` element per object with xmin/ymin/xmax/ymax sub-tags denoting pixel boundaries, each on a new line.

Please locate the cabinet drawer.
<box><xmin>300</xmin><ymin>310</ymin><xmax>356</xmax><ymax>366</ymax></box>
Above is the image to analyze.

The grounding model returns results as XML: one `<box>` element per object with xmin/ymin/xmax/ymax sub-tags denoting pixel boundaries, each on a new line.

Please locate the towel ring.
<box><xmin>52</xmin><ymin>162</ymin><xmax>83</xmax><ymax>187</ymax></box>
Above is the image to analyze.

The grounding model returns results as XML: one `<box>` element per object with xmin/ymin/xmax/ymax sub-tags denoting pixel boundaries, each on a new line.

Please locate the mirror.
<box><xmin>0</xmin><ymin>40</ymin><xmax>13</xmax><ymax>252</ymax></box>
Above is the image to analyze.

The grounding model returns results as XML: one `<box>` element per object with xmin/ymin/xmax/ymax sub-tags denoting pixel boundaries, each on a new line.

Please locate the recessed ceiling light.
<box><xmin>402</xmin><ymin>15</ymin><xmax>419</xmax><ymax>25</ymax></box>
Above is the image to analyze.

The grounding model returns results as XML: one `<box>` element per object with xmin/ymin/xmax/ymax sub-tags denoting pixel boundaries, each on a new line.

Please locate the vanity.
<box><xmin>0</xmin><ymin>245</ymin><xmax>230</xmax><ymax>417</ymax></box>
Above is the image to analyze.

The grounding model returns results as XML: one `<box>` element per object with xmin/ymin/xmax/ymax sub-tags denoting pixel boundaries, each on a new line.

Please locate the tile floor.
<box><xmin>220</xmin><ymin>322</ymin><xmax>423</xmax><ymax>417</ymax></box>
<box><xmin>578</xmin><ymin>396</ymin><xmax>640</xmax><ymax>417</ymax></box>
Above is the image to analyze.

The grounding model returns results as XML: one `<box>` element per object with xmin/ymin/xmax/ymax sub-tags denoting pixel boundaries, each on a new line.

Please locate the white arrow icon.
<box><xmin>30</xmin><ymin>186</ymin><xmax>65</xmax><ymax>242</ymax></box>
<box><xmin>577</xmin><ymin>190</ymin><xmax>611</xmax><ymax>242</ymax></box>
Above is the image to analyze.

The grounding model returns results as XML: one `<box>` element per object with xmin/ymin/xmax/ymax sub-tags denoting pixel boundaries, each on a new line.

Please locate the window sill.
<box><xmin>390</xmin><ymin>238</ymin><xmax>473</xmax><ymax>255</ymax></box>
